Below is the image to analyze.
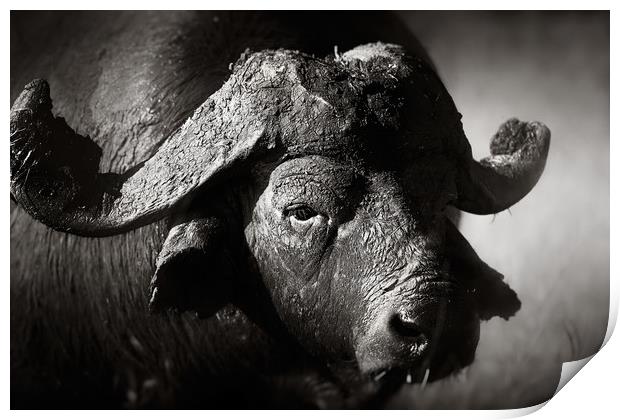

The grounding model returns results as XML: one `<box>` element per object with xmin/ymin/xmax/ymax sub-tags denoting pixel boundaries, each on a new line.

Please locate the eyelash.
<box><xmin>285</xmin><ymin>205</ymin><xmax>319</xmax><ymax>222</ymax></box>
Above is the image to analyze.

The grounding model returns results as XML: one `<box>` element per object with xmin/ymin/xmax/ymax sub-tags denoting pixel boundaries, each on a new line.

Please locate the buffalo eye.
<box><xmin>287</xmin><ymin>205</ymin><xmax>318</xmax><ymax>221</ymax></box>
<box><xmin>284</xmin><ymin>204</ymin><xmax>325</xmax><ymax>234</ymax></box>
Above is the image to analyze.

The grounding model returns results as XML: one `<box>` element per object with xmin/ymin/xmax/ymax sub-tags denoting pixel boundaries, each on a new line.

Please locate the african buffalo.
<box><xmin>10</xmin><ymin>11</ymin><xmax>550</xmax><ymax>408</ymax></box>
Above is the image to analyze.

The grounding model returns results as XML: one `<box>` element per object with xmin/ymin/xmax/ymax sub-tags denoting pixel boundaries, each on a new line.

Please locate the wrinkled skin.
<box><xmin>148</xmin><ymin>45</ymin><xmax>514</xmax><ymax>389</ymax></box>
<box><xmin>10</xmin><ymin>11</ymin><xmax>548</xmax><ymax>408</ymax></box>
<box><xmin>247</xmin><ymin>156</ymin><xmax>479</xmax><ymax>379</ymax></box>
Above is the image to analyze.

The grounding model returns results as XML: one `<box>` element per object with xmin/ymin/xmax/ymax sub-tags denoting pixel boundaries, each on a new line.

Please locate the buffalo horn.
<box><xmin>454</xmin><ymin>118</ymin><xmax>550</xmax><ymax>215</ymax></box>
<box><xmin>10</xmin><ymin>71</ymin><xmax>271</xmax><ymax>236</ymax></box>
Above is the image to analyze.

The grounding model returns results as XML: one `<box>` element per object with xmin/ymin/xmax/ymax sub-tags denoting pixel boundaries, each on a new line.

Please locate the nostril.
<box><xmin>390</xmin><ymin>313</ymin><xmax>427</xmax><ymax>341</ymax></box>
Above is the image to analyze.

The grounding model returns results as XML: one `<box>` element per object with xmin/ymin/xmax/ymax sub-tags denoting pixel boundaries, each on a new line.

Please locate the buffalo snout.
<box><xmin>355</xmin><ymin>283</ymin><xmax>479</xmax><ymax>384</ymax></box>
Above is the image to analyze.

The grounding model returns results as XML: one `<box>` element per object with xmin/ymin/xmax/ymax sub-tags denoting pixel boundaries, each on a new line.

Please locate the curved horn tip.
<box><xmin>456</xmin><ymin>118</ymin><xmax>551</xmax><ymax>215</ymax></box>
<box><xmin>24</xmin><ymin>78</ymin><xmax>50</xmax><ymax>92</ymax></box>
<box><xmin>488</xmin><ymin>118</ymin><xmax>550</xmax><ymax>161</ymax></box>
<box><xmin>12</xmin><ymin>79</ymin><xmax>51</xmax><ymax>111</ymax></box>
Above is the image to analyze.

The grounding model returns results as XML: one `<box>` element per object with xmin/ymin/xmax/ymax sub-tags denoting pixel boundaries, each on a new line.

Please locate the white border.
<box><xmin>3</xmin><ymin>2</ymin><xmax>615</xmax><ymax>418</ymax></box>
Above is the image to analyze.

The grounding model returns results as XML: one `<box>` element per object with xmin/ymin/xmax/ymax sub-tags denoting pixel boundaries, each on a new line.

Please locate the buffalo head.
<box><xmin>10</xmin><ymin>43</ymin><xmax>549</xmax><ymax>395</ymax></box>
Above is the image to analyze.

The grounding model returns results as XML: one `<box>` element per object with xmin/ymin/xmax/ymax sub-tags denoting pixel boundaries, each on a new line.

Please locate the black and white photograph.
<box><xmin>8</xmin><ymin>8</ymin><xmax>611</xmax><ymax>410</ymax></box>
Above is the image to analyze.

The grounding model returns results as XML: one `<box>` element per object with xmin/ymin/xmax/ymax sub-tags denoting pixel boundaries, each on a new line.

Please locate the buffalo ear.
<box><xmin>149</xmin><ymin>216</ymin><xmax>234</xmax><ymax>318</ymax></box>
<box><xmin>467</xmin><ymin>257</ymin><xmax>521</xmax><ymax>321</ymax></box>
<box><xmin>444</xmin><ymin>220</ymin><xmax>521</xmax><ymax>321</ymax></box>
